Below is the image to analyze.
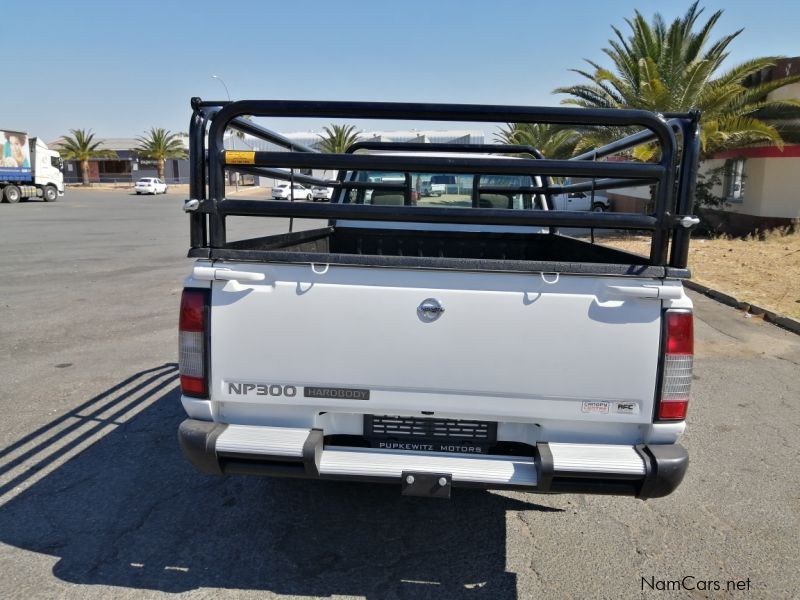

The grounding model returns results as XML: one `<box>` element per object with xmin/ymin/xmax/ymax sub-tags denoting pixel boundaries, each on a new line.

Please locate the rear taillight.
<box><xmin>657</xmin><ymin>310</ymin><xmax>693</xmax><ymax>420</ymax></box>
<box><xmin>179</xmin><ymin>288</ymin><xmax>209</xmax><ymax>398</ymax></box>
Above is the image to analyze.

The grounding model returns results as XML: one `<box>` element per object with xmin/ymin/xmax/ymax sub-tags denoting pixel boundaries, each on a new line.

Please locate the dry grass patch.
<box><xmin>601</xmin><ymin>229</ymin><xmax>800</xmax><ymax>319</ymax></box>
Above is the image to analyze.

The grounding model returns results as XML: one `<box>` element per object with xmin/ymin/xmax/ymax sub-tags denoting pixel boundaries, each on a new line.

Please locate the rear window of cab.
<box><xmin>342</xmin><ymin>171</ymin><xmax>546</xmax><ymax>210</ymax></box>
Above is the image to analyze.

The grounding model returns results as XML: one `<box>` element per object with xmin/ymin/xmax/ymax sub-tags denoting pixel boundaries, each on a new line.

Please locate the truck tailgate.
<box><xmin>209</xmin><ymin>263</ymin><xmax>665</xmax><ymax>424</ymax></box>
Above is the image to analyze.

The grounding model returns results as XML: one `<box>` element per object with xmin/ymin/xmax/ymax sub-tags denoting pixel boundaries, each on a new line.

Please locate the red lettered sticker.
<box><xmin>581</xmin><ymin>401</ymin><xmax>610</xmax><ymax>414</ymax></box>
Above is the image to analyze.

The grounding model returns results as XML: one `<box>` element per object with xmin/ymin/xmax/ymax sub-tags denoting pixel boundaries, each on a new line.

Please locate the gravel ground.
<box><xmin>602</xmin><ymin>231</ymin><xmax>800</xmax><ymax>319</ymax></box>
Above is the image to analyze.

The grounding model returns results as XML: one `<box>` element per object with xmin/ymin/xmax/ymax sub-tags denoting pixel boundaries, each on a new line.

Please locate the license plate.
<box><xmin>365</xmin><ymin>415</ymin><xmax>496</xmax><ymax>455</ymax></box>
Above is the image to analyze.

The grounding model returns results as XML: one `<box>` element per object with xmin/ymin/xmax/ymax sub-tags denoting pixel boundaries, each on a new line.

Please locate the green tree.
<box><xmin>135</xmin><ymin>128</ymin><xmax>187</xmax><ymax>181</ymax></box>
<box><xmin>495</xmin><ymin>123</ymin><xmax>580</xmax><ymax>159</ymax></box>
<box><xmin>552</xmin><ymin>2</ymin><xmax>800</xmax><ymax>159</ymax></box>
<box><xmin>317</xmin><ymin>124</ymin><xmax>361</xmax><ymax>153</ymax></box>
<box><xmin>57</xmin><ymin>129</ymin><xmax>116</xmax><ymax>186</ymax></box>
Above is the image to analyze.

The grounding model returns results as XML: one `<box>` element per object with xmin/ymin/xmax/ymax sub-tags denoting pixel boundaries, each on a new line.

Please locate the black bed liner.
<box><xmin>188</xmin><ymin>226</ymin><xmax>690</xmax><ymax>278</ymax></box>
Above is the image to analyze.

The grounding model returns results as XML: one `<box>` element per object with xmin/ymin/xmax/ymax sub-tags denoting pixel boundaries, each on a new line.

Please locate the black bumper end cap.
<box><xmin>178</xmin><ymin>418</ymin><xmax>227</xmax><ymax>475</ymax></box>
<box><xmin>637</xmin><ymin>443</ymin><xmax>689</xmax><ymax>499</ymax></box>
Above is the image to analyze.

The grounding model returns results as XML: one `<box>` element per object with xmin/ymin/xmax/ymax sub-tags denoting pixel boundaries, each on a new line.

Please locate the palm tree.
<box><xmin>57</xmin><ymin>129</ymin><xmax>116</xmax><ymax>186</ymax></box>
<box><xmin>495</xmin><ymin>123</ymin><xmax>580</xmax><ymax>159</ymax></box>
<box><xmin>228</xmin><ymin>115</ymin><xmax>253</xmax><ymax>148</ymax></box>
<box><xmin>317</xmin><ymin>124</ymin><xmax>361</xmax><ymax>153</ymax></box>
<box><xmin>552</xmin><ymin>2</ymin><xmax>800</xmax><ymax>159</ymax></box>
<box><xmin>135</xmin><ymin>128</ymin><xmax>186</xmax><ymax>181</ymax></box>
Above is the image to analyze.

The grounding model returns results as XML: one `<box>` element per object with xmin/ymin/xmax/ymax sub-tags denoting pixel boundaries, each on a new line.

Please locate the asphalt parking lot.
<box><xmin>1</xmin><ymin>190</ymin><xmax>799</xmax><ymax>599</ymax></box>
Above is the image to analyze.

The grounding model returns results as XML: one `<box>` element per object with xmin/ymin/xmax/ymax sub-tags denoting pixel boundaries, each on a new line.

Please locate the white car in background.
<box><xmin>135</xmin><ymin>178</ymin><xmax>168</xmax><ymax>194</ymax></box>
<box><xmin>311</xmin><ymin>186</ymin><xmax>333</xmax><ymax>202</ymax></box>
<box><xmin>272</xmin><ymin>183</ymin><xmax>312</xmax><ymax>200</ymax></box>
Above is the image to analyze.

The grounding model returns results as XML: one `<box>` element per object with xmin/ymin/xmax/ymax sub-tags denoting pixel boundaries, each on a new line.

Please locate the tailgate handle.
<box><xmin>606</xmin><ymin>285</ymin><xmax>682</xmax><ymax>300</ymax></box>
<box><xmin>192</xmin><ymin>266</ymin><xmax>265</xmax><ymax>282</ymax></box>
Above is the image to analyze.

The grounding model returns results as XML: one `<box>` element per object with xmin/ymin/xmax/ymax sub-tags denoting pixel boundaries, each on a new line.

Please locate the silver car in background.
<box><xmin>311</xmin><ymin>186</ymin><xmax>333</xmax><ymax>201</ymax></box>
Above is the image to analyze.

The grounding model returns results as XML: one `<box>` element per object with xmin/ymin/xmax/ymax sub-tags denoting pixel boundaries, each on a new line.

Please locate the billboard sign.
<box><xmin>0</xmin><ymin>130</ymin><xmax>33</xmax><ymax>182</ymax></box>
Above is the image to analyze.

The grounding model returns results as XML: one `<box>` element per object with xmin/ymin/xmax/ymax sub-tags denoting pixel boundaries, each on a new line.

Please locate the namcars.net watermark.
<box><xmin>642</xmin><ymin>576</ymin><xmax>752</xmax><ymax>593</ymax></box>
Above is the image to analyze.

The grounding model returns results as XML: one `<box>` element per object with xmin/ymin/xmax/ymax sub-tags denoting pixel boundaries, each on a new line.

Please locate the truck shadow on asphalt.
<box><xmin>0</xmin><ymin>365</ymin><xmax>561</xmax><ymax>599</ymax></box>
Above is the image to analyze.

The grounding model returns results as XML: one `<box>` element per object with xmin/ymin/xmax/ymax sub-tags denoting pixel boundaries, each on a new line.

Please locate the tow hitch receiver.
<box><xmin>401</xmin><ymin>471</ymin><xmax>452</xmax><ymax>499</ymax></box>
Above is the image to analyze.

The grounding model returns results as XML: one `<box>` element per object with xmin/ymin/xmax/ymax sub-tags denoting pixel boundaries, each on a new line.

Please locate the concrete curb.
<box><xmin>684</xmin><ymin>280</ymin><xmax>800</xmax><ymax>336</ymax></box>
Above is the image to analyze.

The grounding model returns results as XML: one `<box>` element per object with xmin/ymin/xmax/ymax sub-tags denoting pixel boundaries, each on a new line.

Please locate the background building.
<box><xmin>701</xmin><ymin>57</ymin><xmax>800</xmax><ymax>234</ymax></box>
<box><xmin>54</xmin><ymin>130</ymin><xmax>485</xmax><ymax>187</ymax></box>
<box><xmin>54</xmin><ymin>136</ymin><xmax>191</xmax><ymax>185</ymax></box>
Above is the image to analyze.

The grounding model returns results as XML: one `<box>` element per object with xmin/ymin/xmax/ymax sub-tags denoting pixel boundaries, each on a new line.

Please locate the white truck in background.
<box><xmin>420</xmin><ymin>174</ymin><xmax>457</xmax><ymax>197</ymax></box>
<box><xmin>178</xmin><ymin>99</ymin><xmax>701</xmax><ymax>500</ymax></box>
<box><xmin>0</xmin><ymin>130</ymin><xmax>64</xmax><ymax>203</ymax></box>
<box><xmin>552</xmin><ymin>191</ymin><xmax>611</xmax><ymax>212</ymax></box>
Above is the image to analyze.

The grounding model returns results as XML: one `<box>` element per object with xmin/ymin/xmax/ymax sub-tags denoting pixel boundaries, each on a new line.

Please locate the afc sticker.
<box><xmin>616</xmin><ymin>401</ymin><xmax>639</xmax><ymax>414</ymax></box>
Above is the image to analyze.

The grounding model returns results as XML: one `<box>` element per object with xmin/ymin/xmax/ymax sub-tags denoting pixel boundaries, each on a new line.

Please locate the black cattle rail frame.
<box><xmin>186</xmin><ymin>98</ymin><xmax>700</xmax><ymax>269</ymax></box>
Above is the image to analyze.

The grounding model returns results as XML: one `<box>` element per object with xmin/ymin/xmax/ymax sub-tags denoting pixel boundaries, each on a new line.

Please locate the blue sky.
<box><xmin>3</xmin><ymin>0</ymin><xmax>799</xmax><ymax>142</ymax></box>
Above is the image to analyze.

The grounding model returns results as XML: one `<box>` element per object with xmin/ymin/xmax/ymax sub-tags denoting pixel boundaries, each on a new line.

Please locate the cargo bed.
<box><xmin>189</xmin><ymin>226</ymin><xmax>690</xmax><ymax>278</ymax></box>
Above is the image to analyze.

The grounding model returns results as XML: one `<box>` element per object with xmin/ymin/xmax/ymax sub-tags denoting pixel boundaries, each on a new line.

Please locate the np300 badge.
<box><xmin>227</xmin><ymin>383</ymin><xmax>297</xmax><ymax>397</ymax></box>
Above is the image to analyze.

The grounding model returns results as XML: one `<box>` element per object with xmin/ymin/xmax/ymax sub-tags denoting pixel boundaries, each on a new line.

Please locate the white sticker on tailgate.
<box><xmin>615</xmin><ymin>401</ymin><xmax>639</xmax><ymax>414</ymax></box>
<box><xmin>581</xmin><ymin>401</ymin><xmax>610</xmax><ymax>414</ymax></box>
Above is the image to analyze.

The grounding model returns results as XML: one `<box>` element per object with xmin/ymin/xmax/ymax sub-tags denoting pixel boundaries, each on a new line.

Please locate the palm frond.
<box><xmin>550</xmin><ymin>5</ymin><xmax>799</xmax><ymax>159</ymax></box>
<box><xmin>57</xmin><ymin>129</ymin><xmax>116</xmax><ymax>160</ymax></box>
<box><xmin>135</xmin><ymin>127</ymin><xmax>186</xmax><ymax>159</ymax></box>
<box><xmin>318</xmin><ymin>124</ymin><xmax>361</xmax><ymax>154</ymax></box>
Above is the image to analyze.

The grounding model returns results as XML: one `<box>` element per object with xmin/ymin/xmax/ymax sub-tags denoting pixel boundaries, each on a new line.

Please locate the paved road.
<box><xmin>1</xmin><ymin>191</ymin><xmax>798</xmax><ymax>599</ymax></box>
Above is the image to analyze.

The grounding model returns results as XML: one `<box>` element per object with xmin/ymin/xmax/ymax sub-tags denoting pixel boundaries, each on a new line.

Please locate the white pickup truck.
<box><xmin>178</xmin><ymin>99</ymin><xmax>700</xmax><ymax>499</ymax></box>
<box><xmin>552</xmin><ymin>190</ymin><xmax>611</xmax><ymax>212</ymax></box>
